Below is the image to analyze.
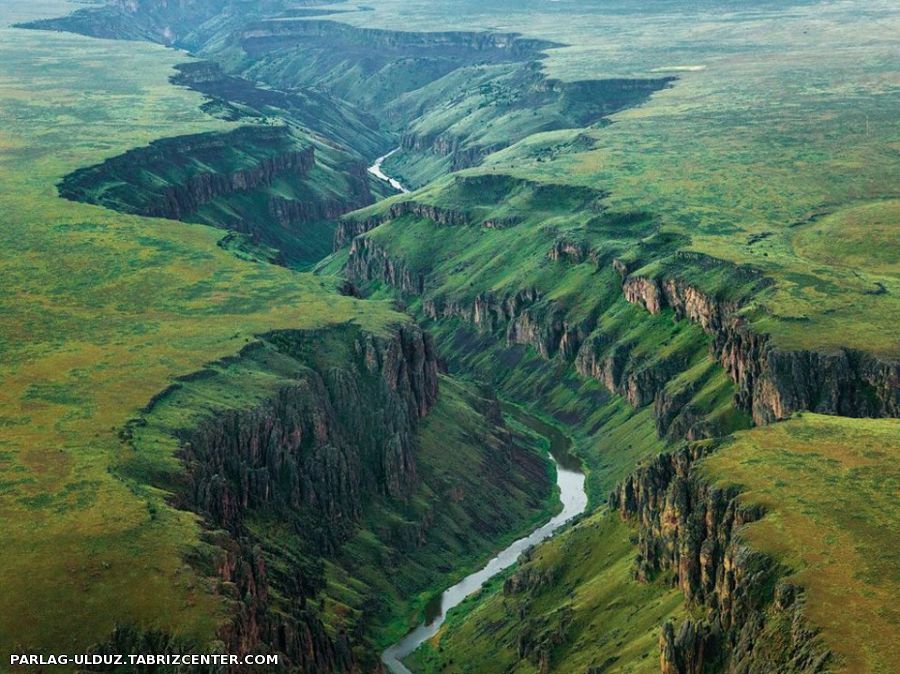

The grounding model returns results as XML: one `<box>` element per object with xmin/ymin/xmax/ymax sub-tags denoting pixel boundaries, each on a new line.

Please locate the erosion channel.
<box><xmin>382</xmin><ymin>404</ymin><xmax>588</xmax><ymax>674</ymax></box>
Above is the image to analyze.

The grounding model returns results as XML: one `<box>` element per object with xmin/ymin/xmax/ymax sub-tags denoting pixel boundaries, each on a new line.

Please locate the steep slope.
<box><xmin>0</xmin><ymin>18</ymin><xmax>404</xmax><ymax>656</ymax></box>
<box><xmin>338</xmin><ymin>170</ymin><xmax>897</xmax><ymax>427</ymax></box>
<box><xmin>329</xmin><ymin>165</ymin><xmax>897</xmax><ymax>671</ymax></box>
<box><xmin>414</xmin><ymin>413</ymin><xmax>900</xmax><ymax>674</ymax></box>
<box><xmin>116</xmin><ymin>324</ymin><xmax>555</xmax><ymax>671</ymax></box>
<box><xmin>10</xmin><ymin>1</ymin><xmax>900</xmax><ymax>672</ymax></box>
<box><xmin>0</xmin><ymin>7</ymin><xmax>556</xmax><ymax>667</ymax></box>
<box><xmin>58</xmin><ymin>124</ymin><xmax>380</xmax><ymax>268</ymax></box>
<box><xmin>23</xmin><ymin>6</ymin><xmax>674</xmax><ymax>188</ymax></box>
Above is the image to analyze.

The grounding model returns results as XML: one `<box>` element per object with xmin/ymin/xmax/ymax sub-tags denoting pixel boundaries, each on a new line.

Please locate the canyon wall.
<box><xmin>344</xmin><ymin>224</ymin><xmax>898</xmax><ymax>429</ymax></box>
<box><xmin>148</xmin><ymin>147</ymin><xmax>315</xmax><ymax>220</ymax></box>
<box><xmin>58</xmin><ymin>126</ymin><xmax>315</xmax><ymax>219</ymax></box>
<box><xmin>345</xmin><ymin>235</ymin><xmax>725</xmax><ymax>443</ymax></box>
<box><xmin>609</xmin><ymin>445</ymin><xmax>831</xmax><ymax>674</ymax></box>
<box><xmin>622</xmin><ymin>272</ymin><xmax>899</xmax><ymax>423</ymax></box>
<box><xmin>58</xmin><ymin>124</ymin><xmax>379</xmax><ymax>267</ymax></box>
<box><xmin>174</xmin><ymin>325</ymin><xmax>438</xmax><ymax>672</ymax></box>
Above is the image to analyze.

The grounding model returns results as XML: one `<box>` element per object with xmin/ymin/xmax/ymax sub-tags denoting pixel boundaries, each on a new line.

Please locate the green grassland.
<box><xmin>342</xmin><ymin>179</ymin><xmax>754</xmax><ymax>503</ymax></box>
<box><xmin>4</xmin><ymin>0</ymin><xmax>899</xmax><ymax>669</ymax></box>
<box><xmin>700</xmin><ymin>415</ymin><xmax>900</xmax><ymax>673</ymax></box>
<box><xmin>316</xmin><ymin>3</ymin><xmax>900</xmax><ymax>668</ymax></box>
<box><xmin>324</xmin><ymin>0</ymin><xmax>900</xmax><ymax>357</ymax></box>
<box><xmin>0</xmin><ymin>16</ymin><xmax>401</xmax><ymax>654</ymax></box>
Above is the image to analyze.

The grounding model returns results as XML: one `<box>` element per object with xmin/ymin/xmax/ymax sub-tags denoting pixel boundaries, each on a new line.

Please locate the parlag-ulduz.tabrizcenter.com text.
<box><xmin>10</xmin><ymin>653</ymin><xmax>280</xmax><ymax>667</ymax></box>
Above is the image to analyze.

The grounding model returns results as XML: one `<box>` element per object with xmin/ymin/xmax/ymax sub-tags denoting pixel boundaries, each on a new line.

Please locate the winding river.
<box><xmin>368</xmin><ymin>148</ymin><xmax>410</xmax><ymax>193</ymax></box>
<box><xmin>381</xmin><ymin>404</ymin><xmax>588</xmax><ymax>673</ymax></box>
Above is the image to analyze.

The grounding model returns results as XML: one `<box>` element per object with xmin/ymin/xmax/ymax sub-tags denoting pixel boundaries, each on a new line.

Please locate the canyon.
<box><xmin>2</xmin><ymin>1</ymin><xmax>897</xmax><ymax>673</ymax></box>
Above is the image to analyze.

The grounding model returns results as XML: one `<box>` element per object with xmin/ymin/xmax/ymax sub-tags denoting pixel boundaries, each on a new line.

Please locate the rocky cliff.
<box><xmin>609</xmin><ymin>445</ymin><xmax>831</xmax><ymax>674</ymax></box>
<box><xmin>345</xmin><ymin>218</ymin><xmax>897</xmax><ymax>433</ymax></box>
<box><xmin>346</xmin><ymin>237</ymin><xmax>721</xmax><ymax>442</ymax></box>
<box><xmin>149</xmin><ymin>147</ymin><xmax>315</xmax><ymax>220</ymax></box>
<box><xmin>335</xmin><ymin>200</ymin><xmax>474</xmax><ymax>248</ymax></box>
<box><xmin>334</xmin><ymin>175</ymin><xmax>605</xmax><ymax>248</ymax></box>
<box><xmin>59</xmin><ymin>124</ymin><xmax>379</xmax><ymax>267</ymax></box>
<box><xmin>347</xmin><ymin>236</ymin><xmax>427</xmax><ymax>295</ymax></box>
<box><xmin>58</xmin><ymin>125</ymin><xmax>315</xmax><ymax>218</ymax></box>
<box><xmin>622</xmin><ymin>269</ymin><xmax>899</xmax><ymax>423</ymax></box>
<box><xmin>175</xmin><ymin>325</ymin><xmax>438</xmax><ymax>672</ymax></box>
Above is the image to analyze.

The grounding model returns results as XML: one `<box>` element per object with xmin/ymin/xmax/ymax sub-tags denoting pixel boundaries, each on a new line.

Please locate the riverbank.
<box><xmin>382</xmin><ymin>404</ymin><xmax>587</xmax><ymax>673</ymax></box>
<box><xmin>368</xmin><ymin>148</ymin><xmax>409</xmax><ymax>193</ymax></box>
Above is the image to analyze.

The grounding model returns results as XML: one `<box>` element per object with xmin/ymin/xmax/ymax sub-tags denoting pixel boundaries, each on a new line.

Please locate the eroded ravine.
<box><xmin>382</xmin><ymin>404</ymin><xmax>588</xmax><ymax>674</ymax></box>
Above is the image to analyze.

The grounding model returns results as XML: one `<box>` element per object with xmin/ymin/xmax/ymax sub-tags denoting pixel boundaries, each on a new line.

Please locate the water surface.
<box><xmin>381</xmin><ymin>405</ymin><xmax>587</xmax><ymax>673</ymax></box>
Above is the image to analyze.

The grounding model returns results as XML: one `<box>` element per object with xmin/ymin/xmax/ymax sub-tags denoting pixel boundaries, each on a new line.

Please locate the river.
<box><xmin>381</xmin><ymin>404</ymin><xmax>588</xmax><ymax>673</ymax></box>
<box><xmin>368</xmin><ymin>148</ymin><xmax>409</xmax><ymax>193</ymax></box>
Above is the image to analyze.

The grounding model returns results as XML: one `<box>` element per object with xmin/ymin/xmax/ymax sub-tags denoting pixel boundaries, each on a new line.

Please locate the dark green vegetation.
<box><xmin>59</xmin><ymin>124</ymin><xmax>374</xmax><ymax>269</ymax></box>
<box><xmin>3</xmin><ymin>0</ymin><xmax>898</xmax><ymax>672</ymax></box>
<box><xmin>56</xmin><ymin>57</ymin><xmax>397</xmax><ymax>269</ymax></box>
<box><xmin>126</xmin><ymin>326</ymin><xmax>554</xmax><ymax>668</ymax></box>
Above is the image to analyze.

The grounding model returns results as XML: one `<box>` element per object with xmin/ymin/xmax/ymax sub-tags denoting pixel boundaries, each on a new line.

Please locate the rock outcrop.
<box><xmin>175</xmin><ymin>325</ymin><xmax>438</xmax><ymax>672</ymax></box>
<box><xmin>347</xmin><ymin>236</ymin><xmax>427</xmax><ymax>295</ymax></box>
<box><xmin>622</xmin><ymin>272</ymin><xmax>899</xmax><ymax>423</ymax></box>
<box><xmin>346</xmin><ymin>237</ymin><xmax>721</xmax><ymax>440</ymax></box>
<box><xmin>335</xmin><ymin>200</ymin><xmax>473</xmax><ymax>249</ymax></box>
<box><xmin>610</xmin><ymin>446</ymin><xmax>831</xmax><ymax>674</ymax></box>
<box><xmin>148</xmin><ymin>147</ymin><xmax>315</xmax><ymax>220</ymax></box>
<box><xmin>58</xmin><ymin>125</ymin><xmax>315</xmax><ymax>220</ymax></box>
<box><xmin>59</xmin><ymin>124</ymin><xmax>380</xmax><ymax>266</ymax></box>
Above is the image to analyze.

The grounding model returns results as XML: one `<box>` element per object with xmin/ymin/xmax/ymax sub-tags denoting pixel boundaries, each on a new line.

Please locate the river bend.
<box><xmin>381</xmin><ymin>405</ymin><xmax>588</xmax><ymax>673</ymax></box>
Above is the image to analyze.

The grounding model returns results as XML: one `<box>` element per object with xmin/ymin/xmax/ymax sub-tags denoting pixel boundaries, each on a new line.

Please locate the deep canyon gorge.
<box><xmin>0</xmin><ymin>1</ymin><xmax>897</xmax><ymax>673</ymax></box>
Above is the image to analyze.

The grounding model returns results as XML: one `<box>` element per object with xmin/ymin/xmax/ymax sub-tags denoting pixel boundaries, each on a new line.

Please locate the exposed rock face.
<box><xmin>400</xmin><ymin>132</ymin><xmax>505</xmax><ymax>170</ymax></box>
<box><xmin>334</xmin><ymin>177</ymin><xmax>606</xmax><ymax>250</ymax></box>
<box><xmin>610</xmin><ymin>446</ymin><xmax>831</xmax><ymax>674</ymax></box>
<box><xmin>346</xmin><ymin>240</ymin><xmax>719</xmax><ymax>439</ymax></box>
<box><xmin>334</xmin><ymin>215</ymin><xmax>385</xmax><ymax>250</ymax></box>
<box><xmin>176</xmin><ymin>325</ymin><xmax>438</xmax><ymax>672</ymax></box>
<box><xmin>267</xmin><ymin>192</ymin><xmax>367</xmax><ymax>228</ymax></box>
<box><xmin>59</xmin><ymin>124</ymin><xmax>380</xmax><ymax>266</ymax></box>
<box><xmin>238</xmin><ymin>19</ymin><xmax>557</xmax><ymax>60</ymax></box>
<box><xmin>347</xmin><ymin>236</ymin><xmax>426</xmax><ymax>295</ymax></box>
<box><xmin>344</xmin><ymin>195</ymin><xmax>897</xmax><ymax>427</ymax></box>
<box><xmin>148</xmin><ymin>147</ymin><xmax>315</xmax><ymax>220</ymax></box>
<box><xmin>335</xmin><ymin>200</ymin><xmax>473</xmax><ymax>249</ymax></box>
<box><xmin>58</xmin><ymin>125</ymin><xmax>315</xmax><ymax>219</ymax></box>
<box><xmin>547</xmin><ymin>238</ymin><xmax>592</xmax><ymax>265</ymax></box>
<box><xmin>346</xmin><ymin>235</ymin><xmax>726</xmax><ymax>440</ymax></box>
<box><xmin>622</xmin><ymin>273</ymin><xmax>899</xmax><ymax>423</ymax></box>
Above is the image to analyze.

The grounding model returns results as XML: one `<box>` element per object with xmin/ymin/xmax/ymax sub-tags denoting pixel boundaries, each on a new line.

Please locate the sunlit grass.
<box><xmin>702</xmin><ymin>415</ymin><xmax>900</xmax><ymax>673</ymax></box>
<box><xmin>405</xmin><ymin>512</ymin><xmax>685</xmax><ymax>674</ymax></box>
